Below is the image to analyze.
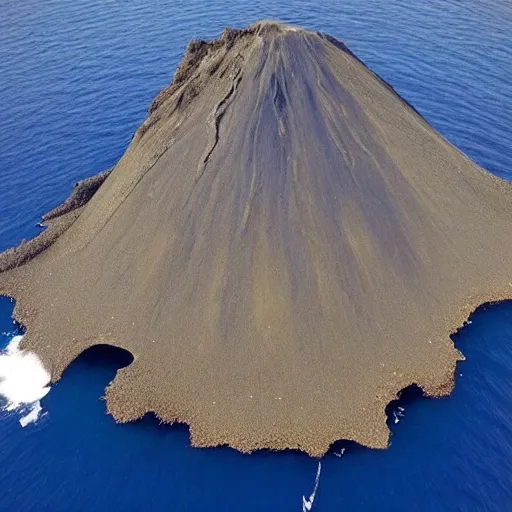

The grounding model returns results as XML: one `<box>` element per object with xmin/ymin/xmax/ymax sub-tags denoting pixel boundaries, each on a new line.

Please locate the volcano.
<box><xmin>2</xmin><ymin>21</ymin><xmax>512</xmax><ymax>456</ymax></box>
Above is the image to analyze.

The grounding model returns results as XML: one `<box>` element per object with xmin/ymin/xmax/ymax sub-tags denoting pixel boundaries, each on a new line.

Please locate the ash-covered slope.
<box><xmin>2</xmin><ymin>21</ymin><xmax>512</xmax><ymax>456</ymax></box>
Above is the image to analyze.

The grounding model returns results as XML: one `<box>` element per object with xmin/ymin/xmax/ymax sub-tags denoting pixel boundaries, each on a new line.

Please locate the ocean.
<box><xmin>1</xmin><ymin>1</ymin><xmax>512</xmax><ymax>510</ymax></box>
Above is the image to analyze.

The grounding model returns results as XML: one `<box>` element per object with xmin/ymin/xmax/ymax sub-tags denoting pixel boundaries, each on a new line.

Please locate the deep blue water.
<box><xmin>1</xmin><ymin>1</ymin><xmax>512</xmax><ymax>510</ymax></box>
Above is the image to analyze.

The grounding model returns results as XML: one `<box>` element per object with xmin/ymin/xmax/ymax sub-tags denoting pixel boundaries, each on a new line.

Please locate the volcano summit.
<box><xmin>2</xmin><ymin>21</ymin><xmax>512</xmax><ymax>456</ymax></box>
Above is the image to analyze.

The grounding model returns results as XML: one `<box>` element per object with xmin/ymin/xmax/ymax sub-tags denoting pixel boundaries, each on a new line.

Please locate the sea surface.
<box><xmin>1</xmin><ymin>1</ymin><xmax>512</xmax><ymax>510</ymax></box>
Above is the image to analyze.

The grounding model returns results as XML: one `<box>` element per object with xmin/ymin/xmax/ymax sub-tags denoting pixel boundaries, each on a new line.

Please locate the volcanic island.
<box><xmin>1</xmin><ymin>21</ymin><xmax>512</xmax><ymax>457</ymax></box>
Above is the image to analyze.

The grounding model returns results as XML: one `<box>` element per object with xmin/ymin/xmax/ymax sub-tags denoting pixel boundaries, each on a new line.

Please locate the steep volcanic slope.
<box><xmin>1</xmin><ymin>21</ymin><xmax>512</xmax><ymax>456</ymax></box>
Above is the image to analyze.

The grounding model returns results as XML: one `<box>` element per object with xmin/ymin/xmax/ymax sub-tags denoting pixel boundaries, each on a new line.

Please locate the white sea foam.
<box><xmin>334</xmin><ymin>447</ymin><xmax>345</xmax><ymax>458</ymax></box>
<box><xmin>0</xmin><ymin>335</ymin><xmax>51</xmax><ymax>426</ymax></box>
<box><xmin>393</xmin><ymin>406</ymin><xmax>406</xmax><ymax>424</ymax></box>
<box><xmin>19</xmin><ymin>402</ymin><xmax>43</xmax><ymax>427</ymax></box>
<box><xmin>302</xmin><ymin>460</ymin><xmax>322</xmax><ymax>511</ymax></box>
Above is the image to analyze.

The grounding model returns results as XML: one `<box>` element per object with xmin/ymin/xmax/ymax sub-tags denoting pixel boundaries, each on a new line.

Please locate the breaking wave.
<box><xmin>0</xmin><ymin>335</ymin><xmax>51</xmax><ymax>426</ymax></box>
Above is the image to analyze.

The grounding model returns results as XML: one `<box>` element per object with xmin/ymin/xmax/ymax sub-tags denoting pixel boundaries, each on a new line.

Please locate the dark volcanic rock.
<box><xmin>1</xmin><ymin>21</ymin><xmax>512</xmax><ymax>456</ymax></box>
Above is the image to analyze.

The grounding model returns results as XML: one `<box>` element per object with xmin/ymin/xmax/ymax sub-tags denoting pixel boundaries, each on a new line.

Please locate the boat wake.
<box><xmin>0</xmin><ymin>335</ymin><xmax>51</xmax><ymax>426</ymax></box>
<box><xmin>302</xmin><ymin>460</ymin><xmax>322</xmax><ymax>511</ymax></box>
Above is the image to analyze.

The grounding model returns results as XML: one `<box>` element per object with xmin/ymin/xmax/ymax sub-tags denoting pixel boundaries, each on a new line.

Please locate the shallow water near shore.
<box><xmin>1</xmin><ymin>0</ymin><xmax>512</xmax><ymax>510</ymax></box>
